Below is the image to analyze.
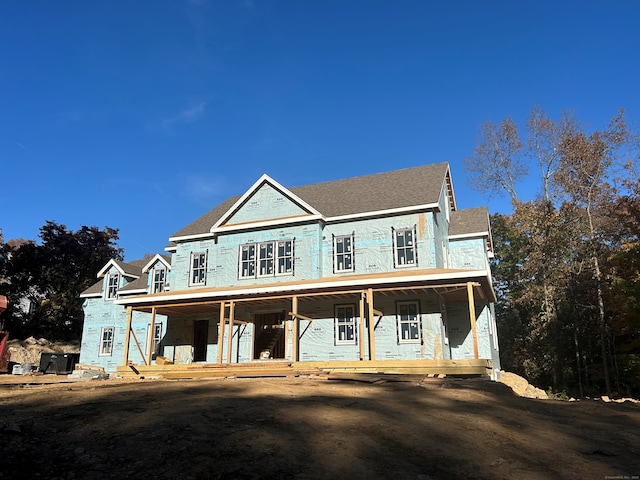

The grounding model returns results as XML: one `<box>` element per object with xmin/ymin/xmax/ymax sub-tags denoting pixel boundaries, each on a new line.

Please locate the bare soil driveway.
<box><xmin>0</xmin><ymin>375</ymin><xmax>638</xmax><ymax>480</ymax></box>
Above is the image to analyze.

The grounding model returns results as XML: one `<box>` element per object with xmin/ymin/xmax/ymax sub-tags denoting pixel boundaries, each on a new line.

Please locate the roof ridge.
<box><xmin>289</xmin><ymin>162</ymin><xmax>449</xmax><ymax>190</ymax></box>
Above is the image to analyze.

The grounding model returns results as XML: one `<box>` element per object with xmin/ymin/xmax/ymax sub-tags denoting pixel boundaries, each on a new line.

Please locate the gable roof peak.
<box><xmin>209</xmin><ymin>173</ymin><xmax>321</xmax><ymax>232</ymax></box>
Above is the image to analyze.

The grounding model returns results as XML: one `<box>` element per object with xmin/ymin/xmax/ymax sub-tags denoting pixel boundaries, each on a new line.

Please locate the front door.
<box><xmin>193</xmin><ymin>320</ymin><xmax>209</xmax><ymax>362</ymax></box>
<box><xmin>253</xmin><ymin>312</ymin><xmax>285</xmax><ymax>360</ymax></box>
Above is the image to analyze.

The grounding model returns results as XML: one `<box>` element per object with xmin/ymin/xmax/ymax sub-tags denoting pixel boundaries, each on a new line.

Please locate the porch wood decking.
<box><xmin>115</xmin><ymin>359</ymin><xmax>493</xmax><ymax>379</ymax></box>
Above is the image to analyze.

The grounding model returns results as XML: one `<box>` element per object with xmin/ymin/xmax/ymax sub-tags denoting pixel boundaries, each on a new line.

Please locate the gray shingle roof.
<box><xmin>170</xmin><ymin>196</ymin><xmax>239</xmax><ymax>241</ymax></box>
<box><xmin>81</xmin><ymin>258</ymin><xmax>153</xmax><ymax>297</ymax></box>
<box><xmin>80</xmin><ymin>279</ymin><xmax>103</xmax><ymax>297</ymax></box>
<box><xmin>449</xmin><ymin>207</ymin><xmax>490</xmax><ymax>237</ymax></box>
<box><xmin>172</xmin><ymin>162</ymin><xmax>451</xmax><ymax>240</ymax></box>
<box><xmin>119</xmin><ymin>275</ymin><xmax>149</xmax><ymax>293</ymax></box>
<box><xmin>119</xmin><ymin>260</ymin><xmax>145</xmax><ymax>277</ymax></box>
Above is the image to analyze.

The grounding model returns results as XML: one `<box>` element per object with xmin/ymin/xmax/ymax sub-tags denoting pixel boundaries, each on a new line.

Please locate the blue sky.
<box><xmin>1</xmin><ymin>1</ymin><xmax>639</xmax><ymax>261</ymax></box>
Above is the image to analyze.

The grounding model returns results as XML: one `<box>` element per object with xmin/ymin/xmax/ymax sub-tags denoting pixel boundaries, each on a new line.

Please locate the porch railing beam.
<box><xmin>123</xmin><ymin>306</ymin><xmax>133</xmax><ymax>366</ymax></box>
<box><xmin>467</xmin><ymin>282</ymin><xmax>479</xmax><ymax>359</ymax></box>
<box><xmin>147</xmin><ymin>307</ymin><xmax>156</xmax><ymax>366</ymax></box>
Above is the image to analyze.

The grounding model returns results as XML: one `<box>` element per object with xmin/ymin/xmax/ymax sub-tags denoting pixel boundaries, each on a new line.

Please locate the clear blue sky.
<box><xmin>1</xmin><ymin>1</ymin><xmax>639</xmax><ymax>261</ymax></box>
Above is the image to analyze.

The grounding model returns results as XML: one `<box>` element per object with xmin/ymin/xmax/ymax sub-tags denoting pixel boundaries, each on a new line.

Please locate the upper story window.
<box><xmin>106</xmin><ymin>273</ymin><xmax>119</xmax><ymax>299</ymax></box>
<box><xmin>99</xmin><ymin>327</ymin><xmax>114</xmax><ymax>356</ymax></box>
<box><xmin>333</xmin><ymin>234</ymin><xmax>354</xmax><ymax>273</ymax></box>
<box><xmin>396</xmin><ymin>301</ymin><xmax>421</xmax><ymax>344</ymax></box>
<box><xmin>190</xmin><ymin>252</ymin><xmax>207</xmax><ymax>286</ymax></box>
<box><xmin>393</xmin><ymin>227</ymin><xmax>417</xmax><ymax>268</ymax></box>
<box><xmin>152</xmin><ymin>267</ymin><xmax>166</xmax><ymax>293</ymax></box>
<box><xmin>335</xmin><ymin>304</ymin><xmax>357</xmax><ymax>345</ymax></box>
<box><xmin>240</xmin><ymin>239</ymin><xmax>294</xmax><ymax>279</ymax></box>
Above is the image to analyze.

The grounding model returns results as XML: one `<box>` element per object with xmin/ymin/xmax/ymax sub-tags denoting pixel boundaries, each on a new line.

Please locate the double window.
<box><xmin>335</xmin><ymin>304</ymin><xmax>357</xmax><ymax>345</ymax></box>
<box><xmin>106</xmin><ymin>274</ymin><xmax>119</xmax><ymax>299</ymax></box>
<box><xmin>393</xmin><ymin>227</ymin><xmax>417</xmax><ymax>268</ymax></box>
<box><xmin>99</xmin><ymin>327</ymin><xmax>114</xmax><ymax>356</ymax></box>
<box><xmin>152</xmin><ymin>267</ymin><xmax>166</xmax><ymax>293</ymax></box>
<box><xmin>190</xmin><ymin>252</ymin><xmax>207</xmax><ymax>286</ymax></box>
<box><xmin>396</xmin><ymin>301</ymin><xmax>421</xmax><ymax>343</ymax></box>
<box><xmin>240</xmin><ymin>239</ymin><xmax>294</xmax><ymax>279</ymax></box>
<box><xmin>333</xmin><ymin>234</ymin><xmax>354</xmax><ymax>273</ymax></box>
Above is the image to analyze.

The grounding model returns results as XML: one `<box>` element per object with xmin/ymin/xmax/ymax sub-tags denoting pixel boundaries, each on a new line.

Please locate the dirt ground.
<box><xmin>0</xmin><ymin>374</ymin><xmax>638</xmax><ymax>480</ymax></box>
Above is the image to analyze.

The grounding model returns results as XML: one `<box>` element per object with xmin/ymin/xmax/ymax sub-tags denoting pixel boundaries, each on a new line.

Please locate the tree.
<box><xmin>467</xmin><ymin>106</ymin><xmax>640</xmax><ymax>396</ymax></box>
<box><xmin>555</xmin><ymin>110</ymin><xmax>629</xmax><ymax>394</ymax></box>
<box><xmin>1</xmin><ymin>222</ymin><xmax>123</xmax><ymax>340</ymax></box>
<box><xmin>465</xmin><ymin>116</ymin><xmax>527</xmax><ymax>204</ymax></box>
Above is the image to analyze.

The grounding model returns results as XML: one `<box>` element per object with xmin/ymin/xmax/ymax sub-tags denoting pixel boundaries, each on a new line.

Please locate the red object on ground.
<box><xmin>0</xmin><ymin>330</ymin><xmax>9</xmax><ymax>373</ymax></box>
<box><xmin>0</xmin><ymin>295</ymin><xmax>10</xmax><ymax>372</ymax></box>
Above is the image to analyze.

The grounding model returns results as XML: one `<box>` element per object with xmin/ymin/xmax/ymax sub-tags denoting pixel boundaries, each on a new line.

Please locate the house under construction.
<box><xmin>79</xmin><ymin>162</ymin><xmax>500</xmax><ymax>379</ymax></box>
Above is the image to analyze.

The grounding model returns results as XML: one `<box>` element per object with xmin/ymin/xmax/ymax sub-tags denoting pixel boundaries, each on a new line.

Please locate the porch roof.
<box><xmin>115</xmin><ymin>268</ymin><xmax>495</xmax><ymax>316</ymax></box>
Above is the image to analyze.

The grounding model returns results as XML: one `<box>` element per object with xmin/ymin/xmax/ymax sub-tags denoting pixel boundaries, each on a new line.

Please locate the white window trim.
<box><xmin>99</xmin><ymin>327</ymin><xmax>114</xmax><ymax>356</ymax></box>
<box><xmin>189</xmin><ymin>251</ymin><xmax>207</xmax><ymax>286</ymax></box>
<box><xmin>239</xmin><ymin>239</ymin><xmax>294</xmax><ymax>279</ymax></box>
<box><xmin>240</xmin><ymin>244</ymin><xmax>256</xmax><ymax>279</ymax></box>
<box><xmin>334</xmin><ymin>304</ymin><xmax>357</xmax><ymax>345</ymax></box>
<box><xmin>152</xmin><ymin>267</ymin><xmax>166</xmax><ymax>293</ymax></box>
<box><xmin>275</xmin><ymin>239</ymin><xmax>294</xmax><ymax>277</ymax></box>
<box><xmin>333</xmin><ymin>233</ymin><xmax>355</xmax><ymax>273</ymax></box>
<box><xmin>257</xmin><ymin>241</ymin><xmax>275</xmax><ymax>278</ymax></box>
<box><xmin>393</xmin><ymin>226</ymin><xmax>418</xmax><ymax>269</ymax></box>
<box><xmin>396</xmin><ymin>300</ymin><xmax>422</xmax><ymax>344</ymax></box>
<box><xmin>106</xmin><ymin>274</ymin><xmax>119</xmax><ymax>300</ymax></box>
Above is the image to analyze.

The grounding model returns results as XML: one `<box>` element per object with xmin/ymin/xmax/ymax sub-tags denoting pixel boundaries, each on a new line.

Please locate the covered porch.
<box><xmin>116</xmin><ymin>269</ymin><xmax>497</xmax><ymax>379</ymax></box>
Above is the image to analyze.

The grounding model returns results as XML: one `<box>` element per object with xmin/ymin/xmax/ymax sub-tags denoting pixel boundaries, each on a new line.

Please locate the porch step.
<box><xmin>254</xmin><ymin>327</ymin><xmax>284</xmax><ymax>359</ymax></box>
<box><xmin>115</xmin><ymin>360</ymin><xmax>298</xmax><ymax>379</ymax></box>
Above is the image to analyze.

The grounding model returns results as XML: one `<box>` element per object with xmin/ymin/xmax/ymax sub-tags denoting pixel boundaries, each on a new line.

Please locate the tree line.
<box><xmin>0</xmin><ymin>222</ymin><xmax>122</xmax><ymax>341</ymax></box>
<box><xmin>467</xmin><ymin>106</ymin><xmax>640</xmax><ymax>397</ymax></box>
<box><xmin>1</xmin><ymin>110</ymin><xmax>637</xmax><ymax>396</ymax></box>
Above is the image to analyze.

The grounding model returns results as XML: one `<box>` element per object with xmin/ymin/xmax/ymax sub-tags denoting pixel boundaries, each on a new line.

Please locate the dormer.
<box><xmin>142</xmin><ymin>254</ymin><xmax>172</xmax><ymax>293</ymax></box>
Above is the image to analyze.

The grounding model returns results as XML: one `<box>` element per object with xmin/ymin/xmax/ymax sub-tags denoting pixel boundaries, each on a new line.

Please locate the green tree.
<box><xmin>1</xmin><ymin>222</ymin><xmax>123</xmax><ymax>340</ymax></box>
<box><xmin>468</xmin><ymin>106</ymin><xmax>640</xmax><ymax>396</ymax></box>
<box><xmin>555</xmin><ymin>109</ymin><xmax>630</xmax><ymax>394</ymax></box>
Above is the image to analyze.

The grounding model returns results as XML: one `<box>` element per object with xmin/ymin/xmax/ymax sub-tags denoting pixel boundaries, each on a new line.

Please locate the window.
<box><xmin>148</xmin><ymin>323</ymin><xmax>162</xmax><ymax>355</ymax></box>
<box><xmin>335</xmin><ymin>304</ymin><xmax>357</xmax><ymax>345</ymax></box>
<box><xmin>393</xmin><ymin>227</ymin><xmax>417</xmax><ymax>268</ymax></box>
<box><xmin>240</xmin><ymin>244</ymin><xmax>256</xmax><ymax>278</ymax></box>
<box><xmin>276</xmin><ymin>240</ymin><xmax>293</xmax><ymax>275</ymax></box>
<box><xmin>152</xmin><ymin>267</ymin><xmax>166</xmax><ymax>293</ymax></box>
<box><xmin>99</xmin><ymin>327</ymin><xmax>114</xmax><ymax>356</ymax></box>
<box><xmin>334</xmin><ymin>234</ymin><xmax>354</xmax><ymax>273</ymax></box>
<box><xmin>106</xmin><ymin>274</ymin><xmax>119</xmax><ymax>299</ymax></box>
<box><xmin>190</xmin><ymin>252</ymin><xmax>207</xmax><ymax>286</ymax></box>
<box><xmin>396</xmin><ymin>301</ymin><xmax>421</xmax><ymax>343</ymax></box>
<box><xmin>240</xmin><ymin>239</ymin><xmax>294</xmax><ymax>279</ymax></box>
<box><xmin>258</xmin><ymin>241</ymin><xmax>274</xmax><ymax>277</ymax></box>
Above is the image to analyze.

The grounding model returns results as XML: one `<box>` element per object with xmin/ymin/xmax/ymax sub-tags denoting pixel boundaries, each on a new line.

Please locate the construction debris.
<box><xmin>497</xmin><ymin>371</ymin><xmax>548</xmax><ymax>399</ymax></box>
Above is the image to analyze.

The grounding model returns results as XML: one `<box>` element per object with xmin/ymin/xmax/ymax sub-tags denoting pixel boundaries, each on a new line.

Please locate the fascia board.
<box><xmin>80</xmin><ymin>292</ymin><xmax>102</xmax><ymax>299</ymax></box>
<box><xmin>326</xmin><ymin>203</ymin><xmax>440</xmax><ymax>223</ymax></box>
<box><xmin>116</xmin><ymin>269</ymin><xmax>491</xmax><ymax>306</ymax></box>
<box><xmin>445</xmin><ymin>166</ymin><xmax>457</xmax><ymax>211</ymax></box>
<box><xmin>210</xmin><ymin>174</ymin><xmax>322</xmax><ymax>232</ymax></box>
<box><xmin>211</xmin><ymin>214</ymin><xmax>324</xmax><ymax>234</ymax></box>
<box><xmin>97</xmin><ymin>259</ymin><xmax>126</xmax><ymax>278</ymax></box>
<box><xmin>168</xmin><ymin>232</ymin><xmax>215</xmax><ymax>243</ymax></box>
<box><xmin>142</xmin><ymin>255</ymin><xmax>172</xmax><ymax>273</ymax></box>
<box><xmin>97</xmin><ymin>260</ymin><xmax>141</xmax><ymax>279</ymax></box>
<box><xmin>448</xmin><ymin>232</ymin><xmax>490</xmax><ymax>240</ymax></box>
